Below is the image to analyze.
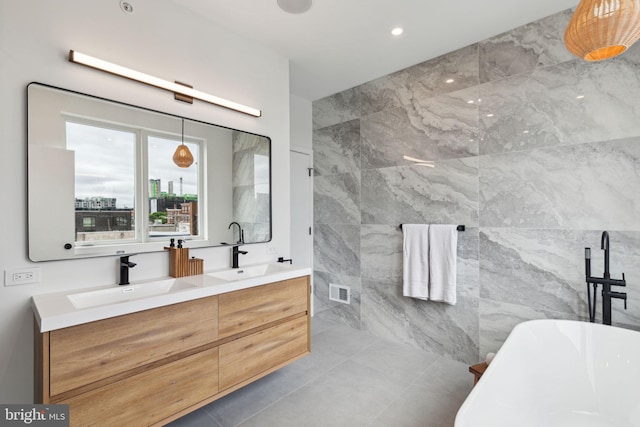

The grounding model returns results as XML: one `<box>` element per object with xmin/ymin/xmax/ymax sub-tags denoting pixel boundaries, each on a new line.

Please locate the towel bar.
<box><xmin>399</xmin><ymin>224</ymin><xmax>465</xmax><ymax>231</ymax></box>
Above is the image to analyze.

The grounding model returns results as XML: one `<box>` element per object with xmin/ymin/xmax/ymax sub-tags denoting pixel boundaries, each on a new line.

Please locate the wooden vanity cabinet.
<box><xmin>66</xmin><ymin>348</ymin><xmax>219</xmax><ymax>427</ymax></box>
<box><xmin>34</xmin><ymin>276</ymin><xmax>311</xmax><ymax>427</ymax></box>
<box><xmin>219</xmin><ymin>316</ymin><xmax>308</xmax><ymax>390</ymax></box>
<box><xmin>218</xmin><ymin>276</ymin><xmax>308</xmax><ymax>338</ymax></box>
<box><xmin>49</xmin><ymin>296</ymin><xmax>219</xmax><ymax>397</ymax></box>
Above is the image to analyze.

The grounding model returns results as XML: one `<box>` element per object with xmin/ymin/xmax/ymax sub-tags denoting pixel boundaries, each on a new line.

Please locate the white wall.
<box><xmin>0</xmin><ymin>0</ymin><xmax>290</xmax><ymax>402</ymax></box>
<box><xmin>290</xmin><ymin>94</ymin><xmax>312</xmax><ymax>152</ymax></box>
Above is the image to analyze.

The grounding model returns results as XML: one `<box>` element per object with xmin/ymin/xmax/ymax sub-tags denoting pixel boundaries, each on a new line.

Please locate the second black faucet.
<box><xmin>119</xmin><ymin>255</ymin><xmax>137</xmax><ymax>285</ymax></box>
<box><xmin>584</xmin><ymin>231</ymin><xmax>627</xmax><ymax>325</ymax></box>
<box><xmin>232</xmin><ymin>245</ymin><xmax>248</xmax><ymax>269</ymax></box>
<box><xmin>228</xmin><ymin>221</ymin><xmax>247</xmax><ymax>268</ymax></box>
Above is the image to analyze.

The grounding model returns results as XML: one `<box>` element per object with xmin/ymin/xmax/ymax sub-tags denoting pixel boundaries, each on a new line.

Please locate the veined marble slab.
<box><xmin>313</xmin><ymin>119</ymin><xmax>360</xmax><ymax>177</ymax></box>
<box><xmin>362</xmin><ymin>278</ymin><xmax>479</xmax><ymax>364</ymax></box>
<box><xmin>360</xmin><ymin>44</ymin><xmax>479</xmax><ymax>116</ymax></box>
<box><xmin>361</xmin><ymin>89</ymin><xmax>479</xmax><ymax>169</ymax></box>
<box><xmin>313</xmin><ymin>87</ymin><xmax>361</xmax><ymax>130</ymax></box>
<box><xmin>479</xmin><ymin>9</ymin><xmax>574</xmax><ymax>84</ymax></box>
<box><xmin>361</xmin><ymin>158</ymin><xmax>479</xmax><ymax>226</ymax></box>
<box><xmin>313</xmin><ymin>224</ymin><xmax>360</xmax><ymax>277</ymax></box>
<box><xmin>480</xmin><ymin>228</ymin><xmax>590</xmax><ymax>316</ymax></box>
<box><xmin>479</xmin><ymin>57</ymin><xmax>640</xmax><ymax>155</ymax></box>
<box><xmin>313</xmin><ymin>172</ymin><xmax>360</xmax><ymax>225</ymax></box>
<box><xmin>480</xmin><ymin>137</ymin><xmax>640</xmax><ymax>229</ymax></box>
<box><xmin>360</xmin><ymin>225</ymin><xmax>403</xmax><ymax>283</ymax></box>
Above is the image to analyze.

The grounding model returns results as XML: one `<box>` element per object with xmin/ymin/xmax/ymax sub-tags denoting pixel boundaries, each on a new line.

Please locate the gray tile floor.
<box><xmin>169</xmin><ymin>318</ymin><xmax>474</xmax><ymax>427</ymax></box>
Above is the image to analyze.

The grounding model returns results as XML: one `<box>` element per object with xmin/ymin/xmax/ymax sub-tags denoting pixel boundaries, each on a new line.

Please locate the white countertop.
<box><xmin>32</xmin><ymin>263</ymin><xmax>312</xmax><ymax>332</ymax></box>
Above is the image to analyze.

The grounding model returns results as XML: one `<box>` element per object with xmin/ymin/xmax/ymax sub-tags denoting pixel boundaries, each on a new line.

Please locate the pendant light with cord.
<box><xmin>173</xmin><ymin>118</ymin><xmax>194</xmax><ymax>168</ymax></box>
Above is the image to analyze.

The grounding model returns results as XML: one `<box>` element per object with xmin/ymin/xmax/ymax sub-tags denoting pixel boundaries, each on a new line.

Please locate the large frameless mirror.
<box><xmin>27</xmin><ymin>83</ymin><xmax>271</xmax><ymax>261</ymax></box>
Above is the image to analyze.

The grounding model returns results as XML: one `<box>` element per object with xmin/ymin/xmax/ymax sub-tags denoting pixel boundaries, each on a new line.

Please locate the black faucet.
<box><xmin>602</xmin><ymin>231</ymin><xmax>610</xmax><ymax>279</ymax></box>
<box><xmin>584</xmin><ymin>231</ymin><xmax>627</xmax><ymax>325</ymax></box>
<box><xmin>119</xmin><ymin>255</ymin><xmax>137</xmax><ymax>285</ymax></box>
<box><xmin>228</xmin><ymin>221</ymin><xmax>244</xmax><ymax>244</ymax></box>
<box><xmin>231</xmin><ymin>245</ymin><xmax>248</xmax><ymax>269</ymax></box>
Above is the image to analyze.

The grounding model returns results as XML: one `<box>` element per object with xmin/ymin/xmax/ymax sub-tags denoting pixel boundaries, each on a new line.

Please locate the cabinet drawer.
<box><xmin>218</xmin><ymin>276</ymin><xmax>308</xmax><ymax>338</ymax></box>
<box><xmin>50</xmin><ymin>296</ymin><xmax>218</xmax><ymax>396</ymax></box>
<box><xmin>219</xmin><ymin>315</ymin><xmax>308</xmax><ymax>390</ymax></box>
<box><xmin>66</xmin><ymin>348</ymin><xmax>218</xmax><ymax>427</ymax></box>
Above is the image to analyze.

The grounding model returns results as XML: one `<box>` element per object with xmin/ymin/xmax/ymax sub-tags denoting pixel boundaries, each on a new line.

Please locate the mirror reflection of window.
<box><xmin>66</xmin><ymin>121</ymin><xmax>136</xmax><ymax>244</ymax></box>
<box><xmin>147</xmin><ymin>135</ymin><xmax>200</xmax><ymax>239</ymax></box>
<box><xmin>28</xmin><ymin>83</ymin><xmax>272</xmax><ymax>261</ymax></box>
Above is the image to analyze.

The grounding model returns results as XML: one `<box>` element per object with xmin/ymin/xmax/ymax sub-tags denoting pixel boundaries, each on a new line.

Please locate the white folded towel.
<box><xmin>428</xmin><ymin>224</ymin><xmax>458</xmax><ymax>305</ymax></box>
<box><xmin>402</xmin><ymin>224</ymin><xmax>430</xmax><ymax>300</ymax></box>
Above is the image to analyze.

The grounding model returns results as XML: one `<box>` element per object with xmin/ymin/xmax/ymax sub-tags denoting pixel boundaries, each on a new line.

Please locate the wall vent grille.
<box><xmin>329</xmin><ymin>283</ymin><xmax>350</xmax><ymax>304</ymax></box>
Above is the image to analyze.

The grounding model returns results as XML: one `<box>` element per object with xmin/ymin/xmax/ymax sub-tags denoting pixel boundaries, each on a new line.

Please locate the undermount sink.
<box><xmin>207</xmin><ymin>263</ymin><xmax>289</xmax><ymax>282</ymax></box>
<box><xmin>67</xmin><ymin>279</ymin><xmax>197</xmax><ymax>309</ymax></box>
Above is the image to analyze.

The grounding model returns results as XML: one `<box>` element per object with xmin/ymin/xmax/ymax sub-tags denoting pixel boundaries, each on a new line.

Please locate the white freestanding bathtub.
<box><xmin>456</xmin><ymin>319</ymin><xmax>640</xmax><ymax>427</ymax></box>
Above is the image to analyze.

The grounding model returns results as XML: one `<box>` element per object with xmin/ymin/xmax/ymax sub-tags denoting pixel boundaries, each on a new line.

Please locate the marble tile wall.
<box><xmin>312</xmin><ymin>8</ymin><xmax>640</xmax><ymax>364</ymax></box>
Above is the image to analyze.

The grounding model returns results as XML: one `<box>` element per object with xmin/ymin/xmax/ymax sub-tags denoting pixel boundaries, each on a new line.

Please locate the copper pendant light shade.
<box><xmin>173</xmin><ymin>119</ymin><xmax>194</xmax><ymax>168</ymax></box>
<box><xmin>173</xmin><ymin>144</ymin><xmax>194</xmax><ymax>168</ymax></box>
<box><xmin>565</xmin><ymin>0</ymin><xmax>640</xmax><ymax>61</ymax></box>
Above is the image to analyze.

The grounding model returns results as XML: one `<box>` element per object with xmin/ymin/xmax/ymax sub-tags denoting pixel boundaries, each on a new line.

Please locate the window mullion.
<box><xmin>138</xmin><ymin>130</ymin><xmax>149</xmax><ymax>243</ymax></box>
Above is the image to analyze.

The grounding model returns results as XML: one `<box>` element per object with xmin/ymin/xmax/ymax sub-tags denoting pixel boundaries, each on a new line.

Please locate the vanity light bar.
<box><xmin>68</xmin><ymin>50</ymin><xmax>262</xmax><ymax>117</ymax></box>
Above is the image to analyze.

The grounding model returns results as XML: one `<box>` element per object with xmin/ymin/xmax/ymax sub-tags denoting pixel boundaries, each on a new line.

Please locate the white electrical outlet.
<box><xmin>5</xmin><ymin>268</ymin><xmax>41</xmax><ymax>286</ymax></box>
<box><xmin>267</xmin><ymin>246</ymin><xmax>277</xmax><ymax>254</ymax></box>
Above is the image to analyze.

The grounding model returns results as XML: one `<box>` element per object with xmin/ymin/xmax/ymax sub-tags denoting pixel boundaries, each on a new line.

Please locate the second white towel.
<box><xmin>428</xmin><ymin>224</ymin><xmax>458</xmax><ymax>305</ymax></box>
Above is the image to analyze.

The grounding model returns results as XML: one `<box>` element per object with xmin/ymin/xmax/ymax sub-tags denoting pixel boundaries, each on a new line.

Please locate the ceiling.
<box><xmin>177</xmin><ymin>0</ymin><xmax>579</xmax><ymax>101</ymax></box>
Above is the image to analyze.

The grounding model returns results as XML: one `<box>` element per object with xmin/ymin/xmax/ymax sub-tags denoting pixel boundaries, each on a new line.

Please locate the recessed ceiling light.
<box><xmin>486</xmin><ymin>113</ymin><xmax>494</xmax><ymax>117</ymax></box>
<box><xmin>120</xmin><ymin>0</ymin><xmax>133</xmax><ymax>14</ymax></box>
<box><xmin>277</xmin><ymin>0</ymin><xmax>312</xmax><ymax>14</ymax></box>
<box><xmin>576</xmin><ymin>95</ymin><xmax>585</xmax><ymax>99</ymax></box>
<box><xmin>391</xmin><ymin>27</ymin><xmax>404</xmax><ymax>36</ymax></box>
<box><xmin>445</xmin><ymin>78</ymin><xmax>455</xmax><ymax>84</ymax></box>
